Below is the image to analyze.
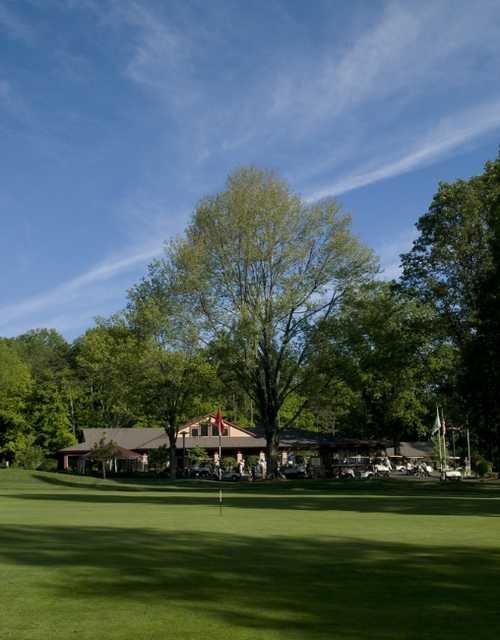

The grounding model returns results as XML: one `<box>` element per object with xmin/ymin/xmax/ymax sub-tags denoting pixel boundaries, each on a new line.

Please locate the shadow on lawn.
<box><xmin>31</xmin><ymin>472</ymin><xmax>500</xmax><ymax>497</ymax></box>
<box><xmin>9</xmin><ymin>473</ymin><xmax>500</xmax><ymax>518</ymax></box>
<box><xmin>0</xmin><ymin>525</ymin><xmax>499</xmax><ymax>639</ymax></box>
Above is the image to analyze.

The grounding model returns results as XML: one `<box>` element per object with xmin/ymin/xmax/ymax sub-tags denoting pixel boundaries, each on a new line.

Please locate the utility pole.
<box><xmin>440</xmin><ymin>406</ymin><xmax>447</xmax><ymax>480</ymax></box>
<box><xmin>182</xmin><ymin>432</ymin><xmax>186</xmax><ymax>476</ymax></box>
<box><xmin>466</xmin><ymin>426</ymin><xmax>472</xmax><ymax>478</ymax></box>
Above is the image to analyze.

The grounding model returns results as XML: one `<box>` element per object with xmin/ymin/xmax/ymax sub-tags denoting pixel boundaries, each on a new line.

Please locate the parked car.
<box><xmin>189</xmin><ymin>466</ymin><xmax>214</xmax><ymax>479</ymax></box>
<box><xmin>221</xmin><ymin>469</ymin><xmax>251</xmax><ymax>481</ymax></box>
<box><xmin>282</xmin><ymin>465</ymin><xmax>308</xmax><ymax>479</ymax></box>
<box><xmin>445</xmin><ymin>469</ymin><xmax>462</xmax><ymax>480</ymax></box>
<box><xmin>359</xmin><ymin>469</ymin><xmax>375</xmax><ymax>479</ymax></box>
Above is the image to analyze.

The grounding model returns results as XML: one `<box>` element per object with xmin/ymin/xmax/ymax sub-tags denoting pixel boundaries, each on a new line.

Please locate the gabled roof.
<box><xmin>82</xmin><ymin>428</ymin><xmax>167</xmax><ymax>450</ymax></box>
<box><xmin>386</xmin><ymin>441</ymin><xmax>434</xmax><ymax>458</ymax></box>
<box><xmin>57</xmin><ymin>423</ymin><xmax>391</xmax><ymax>456</ymax></box>
<box><xmin>58</xmin><ymin>425</ymin><xmax>267</xmax><ymax>454</ymax></box>
<box><xmin>84</xmin><ymin>444</ymin><xmax>142</xmax><ymax>460</ymax></box>
<box><xmin>246</xmin><ymin>427</ymin><xmax>332</xmax><ymax>446</ymax></box>
<box><xmin>59</xmin><ymin>441</ymin><xmax>90</xmax><ymax>454</ymax></box>
<box><xmin>181</xmin><ymin>414</ymin><xmax>256</xmax><ymax>436</ymax></box>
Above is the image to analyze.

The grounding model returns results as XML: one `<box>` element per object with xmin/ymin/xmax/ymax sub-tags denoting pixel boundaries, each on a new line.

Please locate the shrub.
<box><xmin>223</xmin><ymin>456</ymin><xmax>237</xmax><ymax>470</ymax></box>
<box><xmin>188</xmin><ymin>446</ymin><xmax>210</xmax><ymax>466</ymax></box>
<box><xmin>15</xmin><ymin>444</ymin><xmax>45</xmax><ymax>470</ymax></box>
<box><xmin>38</xmin><ymin>457</ymin><xmax>58</xmax><ymax>472</ymax></box>
<box><xmin>246</xmin><ymin>455</ymin><xmax>259</xmax><ymax>468</ymax></box>
<box><xmin>149</xmin><ymin>446</ymin><xmax>168</xmax><ymax>471</ymax></box>
<box><xmin>473</xmin><ymin>457</ymin><xmax>493</xmax><ymax>478</ymax></box>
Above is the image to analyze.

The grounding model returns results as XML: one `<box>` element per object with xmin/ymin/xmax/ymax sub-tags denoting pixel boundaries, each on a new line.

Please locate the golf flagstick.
<box><xmin>219</xmin><ymin>487</ymin><xmax>223</xmax><ymax>516</ymax></box>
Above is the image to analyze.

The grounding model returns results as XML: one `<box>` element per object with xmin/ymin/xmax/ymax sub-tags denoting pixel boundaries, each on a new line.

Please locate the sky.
<box><xmin>1</xmin><ymin>0</ymin><xmax>500</xmax><ymax>340</ymax></box>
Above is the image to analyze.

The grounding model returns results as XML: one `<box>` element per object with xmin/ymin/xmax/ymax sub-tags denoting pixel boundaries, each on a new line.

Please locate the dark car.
<box><xmin>189</xmin><ymin>466</ymin><xmax>214</xmax><ymax>479</ymax></box>
<box><xmin>282</xmin><ymin>465</ymin><xmax>308</xmax><ymax>479</ymax></box>
<box><xmin>221</xmin><ymin>469</ymin><xmax>251</xmax><ymax>482</ymax></box>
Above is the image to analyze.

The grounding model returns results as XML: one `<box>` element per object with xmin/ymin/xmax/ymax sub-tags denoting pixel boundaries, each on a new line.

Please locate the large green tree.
<box><xmin>0</xmin><ymin>340</ymin><xmax>32</xmax><ymax>460</ymax></box>
<box><xmin>400</xmin><ymin>158</ymin><xmax>500</xmax><ymax>348</ymax></box>
<box><xmin>14</xmin><ymin>329</ymin><xmax>77</xmax><ymax>449</ymax></box>
<box><xmin>462</xmin><ymin>194</ymin><xmax>500</xmax><ymax>468</ymax></box>
<box><xmin>171</xmin><ymin>167</ymin><xmax>376</xmax><ymax>470</ymax></box>
<box><xmin>128</xmin><ymin>260</ymin><xmax>218</xmax><ymax>479</ymax></box>
<box><xmin>72</xmin><ymin>322</ymin><xmax>145</xmax><ymax>429</ymax></box>
<box><xmin>320</xmin><ymin>283</ymin><xmax>452</xmax><ymax>444</ymax></box>
<box><xmin>400</xmin><ymin>156</ymin><xmax>500</xmax><ymax>466</ymax></box>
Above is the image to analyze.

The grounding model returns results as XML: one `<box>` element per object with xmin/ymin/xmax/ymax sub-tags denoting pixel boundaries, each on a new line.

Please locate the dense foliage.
<box><xmin>1</xmin><ymin>160</ymin><xmax>499</xmax><ymax>472</ymax></box>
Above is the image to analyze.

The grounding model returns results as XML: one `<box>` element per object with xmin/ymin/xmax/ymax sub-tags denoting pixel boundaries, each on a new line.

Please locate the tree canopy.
<box><xmin>1</xmin><ymin>161</ymin><xmax>500</xmax><ymax>474</ymax></box>
<box><xmin>171</xmin><ymin>167</ymin><xmax>377</xmax><ymax>469</ymax></box>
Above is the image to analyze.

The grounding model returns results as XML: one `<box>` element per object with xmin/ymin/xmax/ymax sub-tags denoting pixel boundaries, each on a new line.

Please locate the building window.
<box><xmin>212</xmin><ymin>425</ymin><xmax>228</xmax><ymax>436</ymax></box>
<box><xmin>191</xmin><ymin>428</ymin><xmax>199</xmax><ymax>437</ymax></box>
<box><xmin>200</xmin><ymin>424</ymin><xmax>208</xmax><ymax>437</ymax></box>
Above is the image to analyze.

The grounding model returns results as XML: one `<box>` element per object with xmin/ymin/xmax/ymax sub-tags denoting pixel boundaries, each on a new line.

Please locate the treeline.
<box><xmin>1</xmin><ymin>159</ymin><xmax>499</xmax><ymax>474</ymax></box>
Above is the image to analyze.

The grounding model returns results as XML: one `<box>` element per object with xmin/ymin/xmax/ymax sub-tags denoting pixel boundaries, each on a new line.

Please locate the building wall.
<box><xmin>178</xmin><ymin>417</ymin><xmax>252</xmax><ymax>438</ymax></box>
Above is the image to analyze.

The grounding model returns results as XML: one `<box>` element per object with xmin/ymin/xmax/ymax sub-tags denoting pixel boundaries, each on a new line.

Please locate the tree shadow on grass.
<box><xmin>0</xmin><ymin>524</ymin><xmax>499</xmax><ymax>639</ymax></box>
<box><xmin>3</xmin><ymin>473</ymin><xmax>499</xmax><ymax>518</ymax></box>
<box><xmin>30</xmin><ymin>472</ymin><xmax>500</xmax><ymax>497</ymax></box>
<box><xmin>9</xmin><ymin>489</ymin><xmax>500</xmax><ymax>518</ymax></box>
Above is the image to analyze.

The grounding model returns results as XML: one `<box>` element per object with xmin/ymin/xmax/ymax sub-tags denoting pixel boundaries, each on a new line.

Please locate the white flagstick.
<box><xmin>433</xmin><ymin>405</ymin><xmax>444</xmax><ymax>480</ymax></box>
<box><xmin>441</xmin><ymin>407</ymin><xmax>447</xmax><ymax>474</ymax></box>
<box><xmin>219</xmin><ymin>488</ymin><xmax>223</xmax><ymax>516</ymax></box>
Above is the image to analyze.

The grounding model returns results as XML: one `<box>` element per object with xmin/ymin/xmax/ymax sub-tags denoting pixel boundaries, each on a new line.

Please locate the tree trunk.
<box><xmin>265</xmin><ymin>434</ymin><xmax>279</xmax><ymax>478</ymax></box>
<box><xmin>263</xmin><ymin>405</ymin><xmax>280</xmax><ymax>477</ymax></box>
<box><xmin>167</xmin><ymin>428</ymin><xmax>177</xmax><ymax>480</ymax></box>
<box><xmin>102</xmin><ymin>460</ymin><xmax>106</xmax><ymax>480</ymax></box>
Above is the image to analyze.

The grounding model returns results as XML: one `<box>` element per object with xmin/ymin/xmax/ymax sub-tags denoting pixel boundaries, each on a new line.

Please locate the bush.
<box><xmin>223</xmin><ymin>456</ymin><xmax>237</xmax><ymax>470</ymax></box>
<box><xmin>15</xmin><ymin>444</ymin><xmax>45</xmax><ymax>470</ymax></box>
<box><xmin>473</xmin><ymin>457</ymin><xmax>493</xmax><ymax>478</ymax></box>
<box><xmin>246</xmin><ymin>455</ymin><xmax>259</xmax><ymax>468</ymax></box>
<box><xmin>188</xmin><ymin>446</ymin><xmax>210</xmax><ymax>466</ymax></box>
<box><xmin>38</xmin><ymin>457</ymin><xmax>58</xmax><ymax>472</ymax></box>
<box><xmin>149</xmin><ymin>446</ymin><xmax>168</xmax><ymax>471</ymax></box>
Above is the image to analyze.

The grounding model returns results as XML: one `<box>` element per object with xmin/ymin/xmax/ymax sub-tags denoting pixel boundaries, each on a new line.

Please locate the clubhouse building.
<box><xmin>58</xmin><ymin>413</ymin><xmax>388</xmax><ymax>474</ymax></box>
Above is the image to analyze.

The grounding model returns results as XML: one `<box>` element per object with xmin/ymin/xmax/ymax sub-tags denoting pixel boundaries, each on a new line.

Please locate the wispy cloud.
<box><xmin>375</xmin><ymin>228</ymin><xmax>419</xmax><ymax>281</ymax></box>
<box><xmin>0</xmin><ymin>79</ymin><xmax>29</xmax><ymax>118</ymax></box>
<box><xmin>306</xmin><ymin>98</ymin><xmax>500</xmax><ymax>200</ymax></box>
<box><xmin>0</xmin><ymin>3</ymin><xmax>33</xmax><ymax>43</ymax></box>
<box><xmin>0</xmin><ymin>242</ymin><xmax>164</xmax><ymax>334</ymax></box>
<box><xmin>270</xmin><ymin>2</ymin><xmax>500</xmax><ymax>130</ymax></box>
<box><xmin>124</xmin><ymin>5</ymin><xmax>186</xmax><ymax>88</ymax></box>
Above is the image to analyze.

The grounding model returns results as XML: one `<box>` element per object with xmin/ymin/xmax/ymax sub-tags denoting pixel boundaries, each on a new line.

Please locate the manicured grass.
<box><xmin>1</xmin><ymin>470</ymin><xmax>500</xmax><ymax>639</ymax></box>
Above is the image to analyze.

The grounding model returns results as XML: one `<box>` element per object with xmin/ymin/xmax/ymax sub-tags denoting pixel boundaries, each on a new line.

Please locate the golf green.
<box><xmin>1</xmin><ymin>470</ymin><xmax>499</xmax><ymax>639</ymax></box>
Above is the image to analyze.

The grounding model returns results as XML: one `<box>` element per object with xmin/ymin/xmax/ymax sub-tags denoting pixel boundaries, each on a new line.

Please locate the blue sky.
<box><xmin>1</xmin><ymin>0</ymin><xmax>500</xmax><ymax>340</ymax></box>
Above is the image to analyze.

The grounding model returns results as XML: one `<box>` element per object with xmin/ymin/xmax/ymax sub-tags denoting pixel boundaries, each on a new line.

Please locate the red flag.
<box><xmin>214</xmin><ymin>407</ymin><xmax>225</xmax><ymax>436</ymax></box>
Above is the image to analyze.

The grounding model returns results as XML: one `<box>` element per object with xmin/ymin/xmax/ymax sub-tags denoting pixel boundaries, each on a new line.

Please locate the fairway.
<box><xmin>1</xmin><ymin>471</ymin><xmax>500</xmax><ymax>640</ymax></box>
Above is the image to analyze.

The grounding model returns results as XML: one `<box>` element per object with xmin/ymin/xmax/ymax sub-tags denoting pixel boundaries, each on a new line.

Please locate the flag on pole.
<box><xmin>432</xmin><ymin>406</ymin><xmax>441</xmax><ymax>435</ymax></box>
<box><xmin>215</xmin><ymin>407</ymin><xmax>224</xmax><ymax>480</ymax></box>
<box><xmin>214</xmin><ymin>407</ymin><xmax>225</xmax><ymax>436</ymax></box>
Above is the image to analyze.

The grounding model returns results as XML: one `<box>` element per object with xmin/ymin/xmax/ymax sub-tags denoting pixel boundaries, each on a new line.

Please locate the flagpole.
<box><xmin>437</xmin><ymin>427</ymin><xmax>444</xmax><ymax>480</ymax></box>
<box><xmin>218</xmin><ymin>430</ymin><xmax>222</xmax><ymax>480</ymax></box>
<box><xmin>434</xmin><ymin>405</ymin><xmax>444</xmax><ymax>481</ymax></box>
<box><xmin>466</xmin><ymin>426</ymin><xmax>472</xmax><ymax>478</ymax></box>
<box><xmin>441</xmin><ymin>406</ymin><xmax>447</xmax><ymax>478</ymax></box>
<box><xmin>215</xmin><ymin>408</ymin><xmax>223</xmax><ymax>480</ymax></box>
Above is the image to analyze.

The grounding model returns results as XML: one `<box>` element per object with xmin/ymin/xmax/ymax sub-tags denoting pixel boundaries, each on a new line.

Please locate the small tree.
<box><xmin>223</xmin><ymin>456</ymin><xmax>237</xmax><ymax>470</ymax></box>
<box><xmin>5</xmin><ymin>432</ymin><xmax>45</xmax><ymax>470</ymax></box>
<box><xmin>87</xmin><ymin>438</ymin><xmax>117</xmax><ymax>479</ymax></box>
<box><xmin>148</xmin><ymin>446</ymin><xmax>168</xmax><ymax>472</ymax></box>
<box><xmin>188</xmin><ymin>446</ymin><xmax>210</xmax><ymax>466</ymax></box>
